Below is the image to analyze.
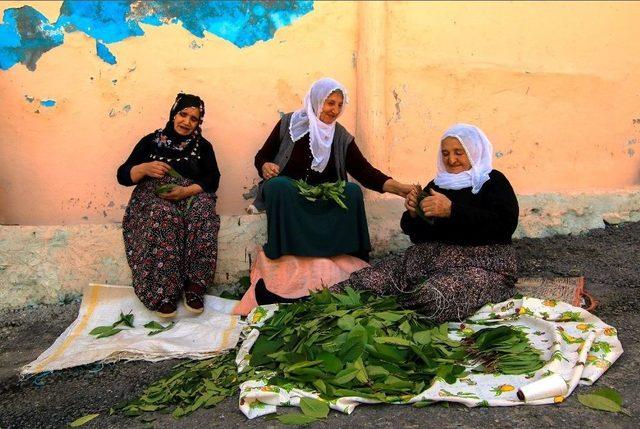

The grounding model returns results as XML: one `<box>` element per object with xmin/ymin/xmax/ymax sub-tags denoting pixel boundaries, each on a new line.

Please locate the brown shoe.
<box><xmin>156</xmin><ymin>301</ymin><xmax>177</xmax><ymax>318</ymax></box>
<box><xmin>183</xmin><ymin>282</ymin><xmax>205</xmax><ymax>314</ymax></box>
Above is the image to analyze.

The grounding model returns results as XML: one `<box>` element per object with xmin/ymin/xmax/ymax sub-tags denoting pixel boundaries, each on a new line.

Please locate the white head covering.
<box><xmin>289</xmin><ymin>77</ymin><xmax>348</xmax><ymax>172</ymax></box>
<box><xmin>434</xmin><ymin>123</ymin><xmax>493</xmax><ymax>194</ymax></box>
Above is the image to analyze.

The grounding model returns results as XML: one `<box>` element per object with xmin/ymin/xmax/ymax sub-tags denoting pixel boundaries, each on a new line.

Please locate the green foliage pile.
<box><xmin>118</xmin><ymin>289</ymin><xmax>544</xmax><ymax>420</ymax></box>
<box><xmin>293</xmin><ymin>179</ymin><xmax>348</xmax><ymax>209</ymax></box>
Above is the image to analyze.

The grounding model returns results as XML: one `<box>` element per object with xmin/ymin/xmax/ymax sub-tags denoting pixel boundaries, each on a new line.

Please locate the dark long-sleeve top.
<box><xmin>254</xmin><ymin>119</ymin><xmax>391</xmax><ymax>192</ymax></box>
<box><xmin>401</xmin><ymin>170</ymin><xmax>519</xmax><ymax>246</ymax></box>
<box><xmin>117</xmin><ymin>133</ymin><xmax>221</xmax><ymax>193</ymax></box>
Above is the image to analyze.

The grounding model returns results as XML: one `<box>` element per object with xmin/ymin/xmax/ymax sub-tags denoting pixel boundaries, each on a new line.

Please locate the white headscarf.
<box><xmin>289</xmin><ymin>77</ymin><xmax>348</xmax><ymax>172</ymax></box>
<box><xmin>434</xmin><ymin>123</ymin><xmax>493</xmax><ymax>194</ymax></box>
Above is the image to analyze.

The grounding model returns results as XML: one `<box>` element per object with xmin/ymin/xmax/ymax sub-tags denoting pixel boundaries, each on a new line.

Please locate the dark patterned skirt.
<box><xmin>122</xmin><ymin>176</ymin><xmax>220</xmax><ymax>311</ymax></box>
<box><xmin>262</xmin><ymin>176</ymin><xmax>371</xmax><ymax>260</ymax></box>
<box><xmin>333</xmin><ymin>242</ymin><xmax>517</xmax><ymax>323</ymax></box>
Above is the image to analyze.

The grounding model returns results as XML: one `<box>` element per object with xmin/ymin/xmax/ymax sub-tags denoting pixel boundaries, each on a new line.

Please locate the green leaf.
<box><xmin>299</xmin><ymin>397</ymin><xmax>330</xmax><ymax>418</ymax></box>
<box><xmin>374</xmin><ymin>336</ymin><xmax>413</xmax><ymax>347</ymax></box>
<box><xmin>578</xmin><ymin>387</ymin><xmax>624</xmax><ymax>413</ymax></box>
<box><xmin>413</xmin><ymin>330</ymin><xmax>432</xmax><ymax>345</ymax></box>
<box><xmin>331</xmin><ymin>367</ymin><xmax>360</xmax><ymax>385</ymax></box>
<box><xmin>146</xmin><ymin>321</ymin><xmax>175</xmax><ymax>336</ymax></box>
<box><xmin>167</xmin><ymin>168</ymin><xmax>182</xmax><ymax>178</ymax></box>
<box><xmin>69</xmin><ymin>413</ymin><xmax>99</xmax><ymax>427</ymax></box>
<box><xmin>317</xmin><ymin>352</ymin><xmax>343</xmax><ymax>374</ymax></box>
<box><xmin>275</xmin><ymin>413</ymin><xmax>319</xmax><ymax>425</ymax></box>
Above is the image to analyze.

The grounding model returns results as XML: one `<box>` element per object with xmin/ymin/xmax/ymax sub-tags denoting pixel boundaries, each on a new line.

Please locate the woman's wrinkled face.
<box><xmin>441</xmin><ymin>136</ymin><xmax>472</xmax><ymax>173</ymax></box>
<box><xmin>173</xmin><ymin>106</ymin><xmax>201</xmax><ymax>136</ymax></box>
<box><xmin>318</xmin><ymin>91</ymin><xmax>344</xmax><ymax>124</ymax></box>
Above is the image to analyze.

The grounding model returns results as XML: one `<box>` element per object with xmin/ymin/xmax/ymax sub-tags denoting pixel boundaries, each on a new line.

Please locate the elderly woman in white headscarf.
<box><xmin>332</xmin><ymin>123</ymin><xmax>519</xmax><ymax>323</ymax></box>
<box><xmin>253</xmin><ymin>77</ymin><xmax>412</xmax><ymax>263</ymax></box>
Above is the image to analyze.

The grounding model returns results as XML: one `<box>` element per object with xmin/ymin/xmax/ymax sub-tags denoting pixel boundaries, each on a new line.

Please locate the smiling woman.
<box><xmin>332</xmin><ymin>123</ymin><xmax>521</xmax><ymax>323</ymax></box>
<box><xmin>116</xmin><ymin>93</ymin><xmax>221</xmax><ymax>318</ymax></box>
<box><xmin>252</xmin><ymin>77</ymin><xmax>413</xmax><ymax>263</ymax></box>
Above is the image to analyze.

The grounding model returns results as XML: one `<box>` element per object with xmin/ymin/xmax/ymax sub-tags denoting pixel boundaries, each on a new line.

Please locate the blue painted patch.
<box><xmin>0</xmin><ymin>1</ymin><xmax>314</xmax><ymax>70</ymax></box>
<box><xmin>96</xmin><ymin>41</ymin><xmax>117</xmax><ymax>65</ymax></box>
<box><xmin>40</xmin><ymin>99</ymin><xmax>56</xmax><ymax>107</ymax></box>
<box><xmin>0</xmin><ymin>6</ymin><xmax>64</xmax><ymax>71</ymax></box>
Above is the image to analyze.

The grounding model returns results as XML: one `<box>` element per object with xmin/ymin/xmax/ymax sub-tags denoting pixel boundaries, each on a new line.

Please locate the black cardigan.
<box><xmin>117</xmin><ymin>132</ymin><xmax>220</xmax><ymax>193</ymax></box>
<box><xmin>400</xmin><ymin>170</ymin><xmax>519</xmax><ymax>245</ymax></box>
<box><xmin>254</xmin><ymin>119</ymin><xmax>390</xmax><ymax>192</ymax></box>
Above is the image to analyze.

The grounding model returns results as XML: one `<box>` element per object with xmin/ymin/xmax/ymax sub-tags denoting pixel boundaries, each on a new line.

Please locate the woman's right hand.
<box><xmin>261</xmin><ymin>162</ymin><xmax>280</xmax><ymax>180</ymax></box>
<box><xmin>130</xmin><ymin>161</ymin><xmax>172</xmax><ymax>182</ymax></box>
<box><xmin>404</xmin><ymin>186</ymin><xmax>420</xmax><ymax>218</ymax></box>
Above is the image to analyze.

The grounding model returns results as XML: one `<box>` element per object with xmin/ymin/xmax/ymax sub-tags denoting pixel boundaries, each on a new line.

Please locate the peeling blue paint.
<box><xmin>96</xmin><ymin>41</ymin><xmax>116</xmax><ymax>65</ymax></box>
<box><xmin>1</xmin><ymin>1</ymin><xmax>314</xmax><ymax>70</ymax></box>
<box><xmin>0</xmin><ymin>6</ymin><xmax>64</xmax><ymax>71</ymax></box>
<box><xmin>40</xmin><ymin>99</ymin><xmax>56</xmax><ymax>107</ymax></box>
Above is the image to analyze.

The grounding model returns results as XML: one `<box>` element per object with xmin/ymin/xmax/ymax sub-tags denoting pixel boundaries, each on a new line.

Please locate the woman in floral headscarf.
<box><xmin>117</xmin><ymin>93</ymin><xmax>220</xmax><ymax>317</ymax></box>
<box><xmin>332</xmin><ymin>123</ymin><xmax>520</xmax><ymax>323</ymax></box>
<box><xmin>253</xmin><ymin>77</ymin><xmax>412</xmax><ymax>262</ymax></box>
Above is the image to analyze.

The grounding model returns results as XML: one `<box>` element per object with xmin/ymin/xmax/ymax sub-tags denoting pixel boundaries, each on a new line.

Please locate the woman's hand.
<box><xmin>159</xmin><ymin>185</ymin><xmax>190</xmax><ymax>201</ymax></box>
<box><xmin>382</xmin><ymin>179</ymin><xmax>414</xmax><ymax>198</ymax></box>
<box><xmin>404</xmin><ymin>186</ymin><xmax>420</xmax><ymax>218</ymax></box>
<box><xmin>261</xmin><ymin>162</ymin><xmax>280</xmax><ymax>180</ymax></box>
<box><xmin>131</xmin><ymin>161</ymin><xmax>172</xmax><ymax>182</ymax></box>
<box><xmin>419</xmin><ymin>189</ymin><xmax>452</xmax><ymax>218</ymax></box>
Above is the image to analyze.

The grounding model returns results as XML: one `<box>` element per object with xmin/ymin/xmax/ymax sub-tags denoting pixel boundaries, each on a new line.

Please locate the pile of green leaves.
<box><xmin>463</xmin><ymin>326</ymin><xmax>544</xmax><ymax>375</ymax></box>
<box><xmin>292</xmin><ymin>179</ymin><xmax>348</xmax><ymax>210</ymax></box>
<box><xmin>116</xmin><ymin>351</ymin><xmax>252</xmax><ymax>418</ymax></box>
<box><xmin>250</xmin><ymin>288</ymin><xmax>465</xmax><ymax>402</ymax></box>
<box><xmin>120</xmin><ymin>289</ymin><xmax>544</xmax><ymax>420</ymax></box>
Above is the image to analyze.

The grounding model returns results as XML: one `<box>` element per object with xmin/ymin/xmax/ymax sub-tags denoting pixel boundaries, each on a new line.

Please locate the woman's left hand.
<box><xmin>419</xmin><ymin>189</ymin><xmax>452</xmax><ymax>218</ymax></box>
<box><xmin>160</xmin><ymin>186</ymin><xmax>190</xmax><ymax>201</ymax></box>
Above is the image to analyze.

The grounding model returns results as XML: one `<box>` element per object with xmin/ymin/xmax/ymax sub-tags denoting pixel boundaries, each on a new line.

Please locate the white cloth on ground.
<box><xmin>21</xmin><ymin>283</ymin><xmax>244</xmax><ymax>374</ymax></box>
<box><xmin>236</xmin><ymin>296</ymin><xmax>623</xmax><ymax>418</ymax></box>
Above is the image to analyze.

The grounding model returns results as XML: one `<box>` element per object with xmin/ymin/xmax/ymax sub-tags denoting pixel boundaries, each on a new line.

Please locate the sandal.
<box><xmin>183</xmin><ymin>281</ymin><xmax>205</xmax><ymax>314</ymax></box>
<box><xmin>156</xmin><ymin>301</ymin><xmax>177</xmax><ymax>318</ymax></box>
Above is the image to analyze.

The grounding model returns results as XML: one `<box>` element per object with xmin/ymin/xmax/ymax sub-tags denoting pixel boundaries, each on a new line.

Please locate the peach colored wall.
<box><xmin>1</xmin><ymin>1</ymin><xmax>639</xmax><ymax>225</ymax></box>
<box><xmin>0</xmin><ymin>1</ymin><xmax>357</xmax><ymax>225</ymax></box>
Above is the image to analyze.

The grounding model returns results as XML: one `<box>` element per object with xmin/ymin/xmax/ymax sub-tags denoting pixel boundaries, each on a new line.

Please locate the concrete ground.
<box><xmin>1</xmin><ymin>222</ymin><xmax>639</xmax><ymax>428</ymax></box>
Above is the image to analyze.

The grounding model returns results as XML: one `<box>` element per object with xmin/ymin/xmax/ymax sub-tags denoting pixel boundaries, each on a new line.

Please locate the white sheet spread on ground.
<box><xmin>21</xmin><ymin>284</ymin><xmax>244</xmax><ymax>375</ymax></box>
<box><xmin>236</xmin><ymin>297</ymin><xmax>623</xmax><ymax>418</ymax></box>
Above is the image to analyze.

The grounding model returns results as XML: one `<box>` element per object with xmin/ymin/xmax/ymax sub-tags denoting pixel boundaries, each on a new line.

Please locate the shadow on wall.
<box><xmin>0</xmin><ymin>0</ymin><xmax>314</xmax><ymax>71</ymax></box>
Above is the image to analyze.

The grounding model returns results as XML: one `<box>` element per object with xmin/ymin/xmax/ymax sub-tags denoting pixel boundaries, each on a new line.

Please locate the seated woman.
<box><xmin>253</xmin><ymin>77</ymin><xmax>412</xmax><ymax>262</ymax></box>
<box><xmin>117</xmin><ymin>93</ymin><xmax>221</xmax><ymax>318</ymax></box>
<box><xmin>332</xmin><ymin>123</ymin><xmax>519</xmax><ymax>323</ymax></box>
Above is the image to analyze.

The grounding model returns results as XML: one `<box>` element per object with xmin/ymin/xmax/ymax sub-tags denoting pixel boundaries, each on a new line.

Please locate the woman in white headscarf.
<box><xmin>332</xmin><ymin>123</ymin><xmax>519</xmax><ymax>323</ymax></box>
<box><xmin>253</xmin><ymin>77</ymin><xmax>412</xmax><ymax>263</ymax></box>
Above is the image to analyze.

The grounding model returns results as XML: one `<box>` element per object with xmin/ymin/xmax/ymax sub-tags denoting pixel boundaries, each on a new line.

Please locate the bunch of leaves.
<box><xmin>414</xmin><ymin>186</ymin><xmax>435</xmax><ymax>225</ymax></box>
<box><xmin>248</xmin><ymin>288</ymin><xmax>466</xmax><ymax>403</ymax></box>
<box><xmin>115</xmin><ymin>351</ymin><xmax>255</xmax><ymax>418</ymax></box>
<box><xmin>119</xmin><ymin>290</ymin><xmax>545</xmax><ymax>420</ymax></box>
<box><xmin>89</xmin><ymin>311</ymin><xmax>135</xmax><ymax>339</ymax></box>
<box><xmin>578</xmin><ymin>387</ymin><xmax>630</xmax><ymax>415</ymax></box>
<box><xmin>292</xmin><ymin>179</ymin><xmax>348</xmax><ymax>210</ymax></box>
<box><xmin>154</xmin><ymin>168</ymin><xmax>195</xmax><ymax>215</ymax></box>
<box><xmin>462</xmin><ymin>326</ymin><xmax>544</xmax><ymax>375</ymax></box>
<box><xmin>144</xmin><ymin>321</ymin><xmax>175</xmax><ymax>336</ymax></box>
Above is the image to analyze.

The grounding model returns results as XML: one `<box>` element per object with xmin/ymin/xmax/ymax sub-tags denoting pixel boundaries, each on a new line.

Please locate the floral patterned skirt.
<box><xmin>122</xmin><ymin>177</ymin><xmax>220</xmax><ymax>310</ymax></box>
<box><xmin>333</xmin><ymin>241</ymin><xmax>517</xmax><ymax>323</ymax></box>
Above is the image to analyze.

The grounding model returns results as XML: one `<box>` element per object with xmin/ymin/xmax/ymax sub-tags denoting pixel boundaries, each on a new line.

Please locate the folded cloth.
<box><xmin>233</xmin><ymin>248</ymin><xmax>369</xmax><ymax>316</ymax></box>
